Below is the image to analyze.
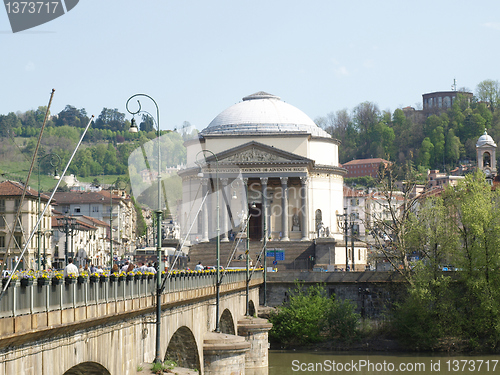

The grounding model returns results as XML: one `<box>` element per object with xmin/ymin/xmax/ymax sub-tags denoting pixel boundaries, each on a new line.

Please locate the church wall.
<box><xmin>308</xmin><ymin>174</ymin><xmax>344</xmax><ymax>239</ymax></box>
<box><xmin>308</xmin><ymin>140</ymin><xmax>339</xmax><ymax>167</ymax></box>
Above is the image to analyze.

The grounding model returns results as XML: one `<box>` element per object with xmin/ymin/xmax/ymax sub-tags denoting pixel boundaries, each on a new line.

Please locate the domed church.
<box><xmin>178</xmin><ymin>92</ymin><xmax>364</xmax><ymax>270</ymax></box>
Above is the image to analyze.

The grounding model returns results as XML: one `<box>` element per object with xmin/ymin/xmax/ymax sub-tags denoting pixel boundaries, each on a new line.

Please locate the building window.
<box><xmin>0</xmin><ymin>236</ymin><xmax>4</xmax><ymax>248</ymax></box>
<box><xmin>14</xmin><ymin>234</ymin><xmax>22</xmax><ymax>247</ymax></box>
<box><xmin>0</xmin><ymin>216</ymin><xmax>4</xmax><ymax>229</ymax></box>
<box><xmin>15</xmin><ymin>216</ymin><xmax>22</xmax><ymax>230</ymax></box>
<box><xmin>74</xmin><ymin>207</ymin><xmax>81</xmax><ymax>214</ymax></box>
<box><xmin>14</xmin><ymin>199</ymin><xmax>20</xmax><ymax>210</ymax></box>
<box><xmin>0</xmin><ymin>200</ymin><xmax>5</xmax><ymax>212</ymax></box>
<box><xmin>92</xmin><ymin>206</ymin><xmax>99</xmax><ymax>213</ymax></box>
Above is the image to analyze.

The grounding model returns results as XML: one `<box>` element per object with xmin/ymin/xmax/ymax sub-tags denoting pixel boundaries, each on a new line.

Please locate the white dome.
<box><xmin>200</xmin><ymin>92</ymin><xmax>331</xmax><ymax>138</ymax></box>
<box><xmin>476</xmin><ymin>130</ymin><xmax>497</xmax><ymax>148</ymax></box>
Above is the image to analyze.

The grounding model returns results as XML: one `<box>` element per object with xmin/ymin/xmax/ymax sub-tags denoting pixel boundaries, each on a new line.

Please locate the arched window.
<box><xmin>484</xmin><ymin>152</ymin><xmax>491</xmax><ymax>167</ymax></box>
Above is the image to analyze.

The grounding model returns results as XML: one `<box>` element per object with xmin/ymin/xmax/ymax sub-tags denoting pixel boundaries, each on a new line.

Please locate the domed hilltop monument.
<box><xmin>178</xmin><ymin>92</ymin><xmax>366</xmax><ymax>270</ymax></box>
<box><xmin>476</xmin><ymin>129</ymin><xmax>497</xmax><ymax>180</ymax></box>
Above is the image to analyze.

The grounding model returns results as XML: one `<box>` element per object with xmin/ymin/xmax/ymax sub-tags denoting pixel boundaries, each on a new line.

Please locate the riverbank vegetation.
<box><xmin>392</xmin><ymin>171</ymin><xmax>500</xmax><ymax>352</ymax></box>
<box><xmin>268</xmin><ymin>282</ymin><xmax>359</xmax><ymax>348</ymax></box>
<box><xmin>270</xmin><ymin>173</ymin><xmax>500</xmax><ymax>353</ymax></box>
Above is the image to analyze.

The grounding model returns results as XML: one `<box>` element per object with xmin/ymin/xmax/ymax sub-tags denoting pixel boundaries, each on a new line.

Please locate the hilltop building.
<box><xmin>342</xmin><ymin>158</ymin><xmax>391</xmax><ymax>179</ymax></box>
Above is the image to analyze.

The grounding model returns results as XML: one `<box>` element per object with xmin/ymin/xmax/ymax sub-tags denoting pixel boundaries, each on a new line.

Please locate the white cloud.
<box><xmin>335</xmin><ymin>66</ymin><xmax>349</xmax><ymax>76</ymax></box>
<box><xmin>330</xmin><ymin>58</ymin><xmax>349</xmax><ymax>76</ymax></box>
<box><xmin>483</xmin><ymin>22</ymin><xmax>500</xmax><ymax>31</ymax></box>
<box><xmin>25</xmin><ymin>62</ymin><xmax>35</xmax><ymax>72</ymax></box>
<box><xmin>363</xmin><ymin>59</ymin><xmax>374</xmax><ymax>68</ymax></box>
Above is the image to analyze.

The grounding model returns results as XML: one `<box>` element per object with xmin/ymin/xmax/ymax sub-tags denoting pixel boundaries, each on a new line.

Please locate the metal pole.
<box><xmin>245</xmin><ymin>208</ymin><xmax>249</xmax><ymax>316</ymax></box>
<box><xmin>65</xmin><ymin>220</ymin><xmax>69</xmax><ymax>267</ymax></box>
<box><xmin>43</xmin><ymin>232</ymin><xmax>47</xmax><ymax>270</ymax></box>
<box><xmin>344</xmin><ymin>207</ymin><xmax>348</xmax><ymax>271</ymax></box>
<box><xmin>155</xmin><ymin>207</ymin><xmax>162</xmax><ymax>362</ymax></box>
<box><xmin>216</xmin><ymin>166</ymin><xmax>220</xmax><ymax>332</ymax></box>
<box><xmin>126</xmin><ymin>93</ymin><xmax>163</xmax><ymax>364</ymax></box>
<box><xmin>351</xmin><ymin>219</ymin><xmax>355</xmax><ymax>272</ymax></box>
<box><xmin>37</xmin><ymin>163</ymin><xmax>41</xmax><ymax>271</ymax></box>
<box><xmin>263</xmin><ymin>206</ymin><xmax>268</xmax><ymax>306</ymax></box>
<box><xmin>110</xmin><ymin>188</ymin><xmax>113</xmax><ymax>267</ymax></box>
<box><xmin>71</xmin><ymin>226</ymin><xmax>74</xmax><ymax>262</ymax></box>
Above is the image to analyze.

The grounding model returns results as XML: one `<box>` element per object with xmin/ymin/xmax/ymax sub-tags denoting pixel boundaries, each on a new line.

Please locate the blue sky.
<box><xmin>1</xmin><ymin>0</ymin><xmax>500</xmax><ymax>131</ymax></box>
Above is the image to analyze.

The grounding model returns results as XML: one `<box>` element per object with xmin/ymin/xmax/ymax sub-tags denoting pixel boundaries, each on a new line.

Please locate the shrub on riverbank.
<box><xmin>269</xmin><ymin>282</ymin><xmax>359</xmax><ymax>347</ymax></box>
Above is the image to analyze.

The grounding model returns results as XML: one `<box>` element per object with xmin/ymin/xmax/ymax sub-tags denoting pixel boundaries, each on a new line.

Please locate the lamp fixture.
<box><xmin>129</xmin><ymin>117</ymin><xmax>139</xmax><ymax>133</ymax></box>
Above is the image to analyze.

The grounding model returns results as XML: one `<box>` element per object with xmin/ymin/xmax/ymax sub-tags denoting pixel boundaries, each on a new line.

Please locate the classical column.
<box><xmin>221</xmin><ymin>178</ymin><xmax>229</xmax><ymax>242</ymax></box>
<box><xmin>260</xmin><ymin>177</ymin><xmax>268</xmax><ymax>240</ymax></box>
<box><xmin>201</xmin><ymin>178</ymin><xmax>209</xmax><ymax>243</ymax></box>
<box><xmin>242</xmin><ymin>177</ymin><xmax>249</xmax><ymax>214</ymax></box>
<box><xmin>280</xmin><ymin>177</ymin><xmax>289</xmax><ymax>241</ymax></box>
<box><xmin>300</xmin><ymin>176</ymin><xmax>309</xmax><ymax>241</ymax></box>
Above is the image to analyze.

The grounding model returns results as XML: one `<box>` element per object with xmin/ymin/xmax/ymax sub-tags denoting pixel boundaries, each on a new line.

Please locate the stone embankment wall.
<box><xmin>262</xmin><ymin>271</ymin><xmax>406</xmax><ymax>318</ymax></box>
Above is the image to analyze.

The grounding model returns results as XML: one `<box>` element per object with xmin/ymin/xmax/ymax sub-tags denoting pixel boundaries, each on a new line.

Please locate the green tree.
<box><xmin>394</xmin><ymin>172</ymin><xmax>500</xmax><ymax>349</ymax></box>
<box><xmin>95</xmin><ymin>108</ymin><xmax>126</xmax><ymax>131</ymax></box>
<box><xmin>56</xmin><ymin>105</ymin><xmax>89</xmax><ymax>128</ymax></box>
<box><xmin>139</xmin><ymin>114</ymin><xmax>155</xmax><ymax>132</ymax></box>
<box><xmin>418</xmin><ymin>137</ymin><xmax>433</xmax><ymax>168</ymax></box>
<box><xmin>269</xmin><ymin>283</ymin><xmax>359</xmax><ymax>347</ymax></box>
<box><xmin>476</xmin><ymin>79</ymin><xmax>500</xmax><ymax>111</ymax></box>
<box><xmin>445</xmin><ymin>128</ymin><xmax>461</xmax><ymax>165</ymax></box>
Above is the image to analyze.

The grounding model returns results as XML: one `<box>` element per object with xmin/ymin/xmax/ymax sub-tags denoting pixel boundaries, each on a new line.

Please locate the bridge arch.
<box><xmin>62</xmin><ymin>361</ymin><xmax>110</xmax><ymax>375</ymax></box>
<box><xmin>220</xmin><ymin>308</ymin><xmax>235</xmax><ymax>334</ymax></box>
<box><xmin>248</xmin><ymin>300</ymin><xmax>256</xmax><ymax>316</ymax></box>
<box><xmin>165</xmin><ymin>326</ymin><xmax>201</xmax><ymax>372</ymax></box>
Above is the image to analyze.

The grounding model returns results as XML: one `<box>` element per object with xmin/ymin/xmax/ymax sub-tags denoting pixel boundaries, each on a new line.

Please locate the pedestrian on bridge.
<box><xmin>63</xmin><ymin>258</ymin><xmax>79</xmax><ymax>278</ymax></box>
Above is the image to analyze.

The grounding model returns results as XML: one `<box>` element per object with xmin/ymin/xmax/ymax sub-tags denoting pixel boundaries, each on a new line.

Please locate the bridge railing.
<box><xmin>0</xmin><ymin>269</ymin><xmax>262</xmax><ymax>318</ymax></box>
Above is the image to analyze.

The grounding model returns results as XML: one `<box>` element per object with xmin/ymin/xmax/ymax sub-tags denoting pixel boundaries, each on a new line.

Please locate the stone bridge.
<box><xmin>0</xmin><ymin>271</ymin><xmax>270</xmax><ymax>375</ymax></box>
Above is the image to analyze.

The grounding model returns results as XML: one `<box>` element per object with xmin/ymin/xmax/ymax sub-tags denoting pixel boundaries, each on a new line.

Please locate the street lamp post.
<box><xmin>337</xmin><ymin>207</ymin><xmax>350</xmax><ymax>271</ymax></box>
<box><xmin>196</xmin><ymin>150</ymin><xmax>220</xmax><ymax>332</ymax></box>
<box><xmin>37</xmin><ymin>153</ymin><xmax>61</xmax><ymax>271</ymax></box>
<box><xmin>126</xmin><ymin>93</ymin><xmax>163</xmax><ymax>364</ymax></box>
<box><xmin>109</xmin><ymin>187</ymin><xmax>114</xmax><ymax>267</ymax></box>
<box><xmin>42</xmin><ymin>230</ymin><xmax>53</xmax><ymax>270</ymax></box>
<box><xmin>56</xmin><ymin>216</ymin><xmax>79</xmax><ymax>268</ymax></box>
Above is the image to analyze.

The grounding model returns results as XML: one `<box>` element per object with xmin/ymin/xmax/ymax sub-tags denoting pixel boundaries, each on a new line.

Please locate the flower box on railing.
<box><xmin>2</xmin><ymin>277</ymin><xmax>15</xmax><ymax>288</ymax></box>
<box><xmin>65</xmin><ymin>276</ymin><xmax>77</xmax><ymax>285</ymax></box>
<box><xmin>99</xmin><ymin>275</ymin><xmax>108</xmax><ymax>283</ymax></box>
<box><xmin>89</xmin><ymin>275</ymin><xmax>99</xmax><ymax>283</ymax></box>
<box><xmin>77</xmin><ymin>276</ymin><xmax>88</xmax><ymax>284</ymax></box>
<box><xmin>20</xmin><ymin>278</ymin><xmax>33</xmax><ymax>287</ymax></box>
<box><xmin>37</xmin><ymin>277</ymin><xmax>49</xmax><ymax>286</ymax></box>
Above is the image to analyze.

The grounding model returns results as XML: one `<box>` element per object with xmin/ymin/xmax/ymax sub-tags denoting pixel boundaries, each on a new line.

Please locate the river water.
<box><xmin>269</xmin><ymin>351</ymin><xmax>499</xmax><ymax>374</ymax></box>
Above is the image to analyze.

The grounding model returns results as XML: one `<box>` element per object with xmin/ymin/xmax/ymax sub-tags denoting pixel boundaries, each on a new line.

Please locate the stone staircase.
<box><xmin>186</xmin><ymin>240</ymin><xmax>315</xmax><ymax>271</ymax></box>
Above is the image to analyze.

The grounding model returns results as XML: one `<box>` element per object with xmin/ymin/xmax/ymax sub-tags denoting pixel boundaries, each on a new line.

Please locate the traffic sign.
<box><xmin>266</xmin><ymin>248</ymin><xmax>285</xmax><ymax>261</ymax></box>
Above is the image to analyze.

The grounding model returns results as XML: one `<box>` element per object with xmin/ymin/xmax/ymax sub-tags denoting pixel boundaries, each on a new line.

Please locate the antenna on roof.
<box><xmin>451</xmin><ymin>78</ymin><xmax>457</xmax><ymax>91</ymax></box>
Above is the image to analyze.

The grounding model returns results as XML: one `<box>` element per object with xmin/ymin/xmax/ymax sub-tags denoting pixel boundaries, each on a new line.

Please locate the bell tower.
<box><xmin>476</xmin><ymin>129</ymin><xmax>497</xmax><ymax>179</ymax></box>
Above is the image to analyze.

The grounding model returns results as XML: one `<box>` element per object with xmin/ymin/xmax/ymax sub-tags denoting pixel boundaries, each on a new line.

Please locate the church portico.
<box><xmin>179</xmin><ymin>145</ymin><xmax>345</xmax><ymax>243</ymax></box>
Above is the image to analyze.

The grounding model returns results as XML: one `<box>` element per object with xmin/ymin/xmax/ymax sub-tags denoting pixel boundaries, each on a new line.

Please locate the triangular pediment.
<box><xmin>207</xmin><ymin>141</ymin><xmax>313</xmax><ymax>165</ymax></box>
